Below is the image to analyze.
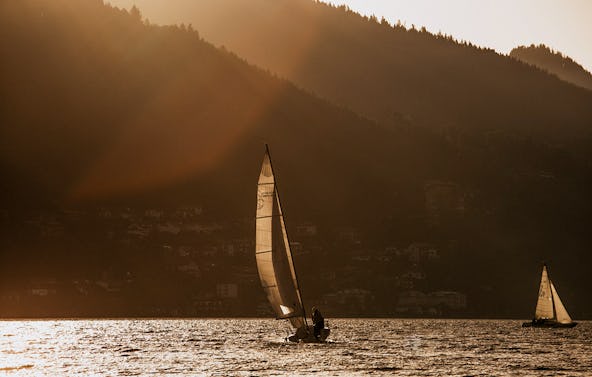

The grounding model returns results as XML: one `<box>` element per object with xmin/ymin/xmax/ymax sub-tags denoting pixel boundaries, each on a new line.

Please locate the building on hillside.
<box><xmin>296</xmin><ymin>223</ymin><xmax>317</xmax><ymax>237</ymax></box>
<box><xmin>216</xmin><ymin>283</ymin><xmax>238</xmax><ymax>299</ymax></box>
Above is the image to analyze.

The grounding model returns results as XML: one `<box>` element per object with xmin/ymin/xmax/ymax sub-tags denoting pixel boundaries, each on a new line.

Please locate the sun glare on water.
<box><xmin>0</xmin><ymin>321</ymin><xmax>49</xmax><ymax>372</ymax></box>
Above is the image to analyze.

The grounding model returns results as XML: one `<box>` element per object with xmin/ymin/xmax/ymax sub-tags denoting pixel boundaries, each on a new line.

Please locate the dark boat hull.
<box><xmin>522</xmin><ymin>320</ymin><xmax>577</xmax><ymax>328</ymax></box>
<box><xmin>288</xmin><ymin>326</ymin><xmax>330</xmax><ymax>343</ymax></box>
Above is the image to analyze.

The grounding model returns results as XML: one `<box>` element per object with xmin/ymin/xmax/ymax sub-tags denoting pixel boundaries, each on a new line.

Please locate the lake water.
<box><xmin>1</xmin><ymin>319</ymin><xmax>590</xmax><ymax>376</ymax></box>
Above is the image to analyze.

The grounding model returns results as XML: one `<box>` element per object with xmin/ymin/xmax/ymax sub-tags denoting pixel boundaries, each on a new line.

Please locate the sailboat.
<box><xmin>522</xmin><ymin>263</ymin><xmax>577</xmax><ymax>328</ymax></box>
<box><xmin>255</xmin><ymin>145</ymin><xmax>330</xmax><ymax>342</ymax></box>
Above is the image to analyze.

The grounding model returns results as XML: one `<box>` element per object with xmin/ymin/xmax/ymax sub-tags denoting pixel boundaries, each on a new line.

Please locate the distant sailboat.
<box><xmin>255</xmin><ymin>145</ymin><xmax>330</xmax><ymax>342</ymax></box>
<box><xmin>522</xmin><ymin>263</ymin><xmax>577</xmax><ymax>328</ymax></box>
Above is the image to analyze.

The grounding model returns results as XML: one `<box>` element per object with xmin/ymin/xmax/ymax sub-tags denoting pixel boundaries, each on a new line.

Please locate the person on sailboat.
<box><xmin>311</xmin><ymin>307</ymin><xmax>324</xmax><ymax>339</ymax></box>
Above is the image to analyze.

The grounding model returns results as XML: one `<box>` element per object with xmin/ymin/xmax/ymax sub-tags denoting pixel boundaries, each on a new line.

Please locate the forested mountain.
<box><xmin>0</xmin><ymin>0</ymin><xmax>449</xmax><ymax>315</ymax></box>
<box><xmin>510</xmin><ymin>44</ymin><xmax>592</xmax><ymax>91</ymax></box>
<box><xmin>1</xmin><ymin>0</ymin><xmax>591</xmax><ymax>318</ymax></box>
<box><xmin>0</xmin><ymin>0</ymin><xmax>392</xmax><ymax>214</ymax></box>
<box><xmin>110</xmin><ymin>0</ymin><xmax>592</xmax><ymax>148</ymax></box>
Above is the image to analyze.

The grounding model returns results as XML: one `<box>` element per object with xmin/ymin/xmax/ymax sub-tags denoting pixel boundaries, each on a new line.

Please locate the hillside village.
<box><xmin>0</xmin><ymin>197</ymin><xmax>466</xmax><ymax>318</ymax></box>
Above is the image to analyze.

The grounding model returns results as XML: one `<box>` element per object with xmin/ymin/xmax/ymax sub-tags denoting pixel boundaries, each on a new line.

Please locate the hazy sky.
<box><xmin>326</xmin><ymin>0</ymin><xmax>592</xmax><ymax>73</ymax></box>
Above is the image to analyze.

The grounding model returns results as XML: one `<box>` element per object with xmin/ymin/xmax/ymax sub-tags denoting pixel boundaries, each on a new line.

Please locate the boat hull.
<box><xmin>522</xmin><ymin>320</ymin><xmax>577</xmax><ymax>328</ymax></box>
<box><xmin>288</xmin><ymin>326</ymin><xmax>330</xmax><ymax>343</ymax></box>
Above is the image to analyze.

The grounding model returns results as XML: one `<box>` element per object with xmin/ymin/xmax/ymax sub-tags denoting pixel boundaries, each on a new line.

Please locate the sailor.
<box><xmin>311</xmin><ymin>307</ymin><xmax>324</xmax><ymax>339</ymax></box>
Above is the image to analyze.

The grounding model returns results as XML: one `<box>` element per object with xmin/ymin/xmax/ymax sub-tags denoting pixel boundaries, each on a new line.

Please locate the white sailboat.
<box><xmin>255</xmin><ymin>145</ymin><xmax>330</xmax><ymax>342</ymax></box>
<box><xmin>522</xmin><ymin>263</ymin><xmax>577</xmax><ymax>328</ymax></box>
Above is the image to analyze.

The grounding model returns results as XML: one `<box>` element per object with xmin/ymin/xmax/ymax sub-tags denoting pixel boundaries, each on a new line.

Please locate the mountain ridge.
<box><xmin>109</xmin><ymin>0</ymin><xmax>592</xmax><ymax>147</ymax></box>
<box><xmin>510</xmin><ymin>44</ymin><xmax>592</xmax><ymax>91</ymax></box>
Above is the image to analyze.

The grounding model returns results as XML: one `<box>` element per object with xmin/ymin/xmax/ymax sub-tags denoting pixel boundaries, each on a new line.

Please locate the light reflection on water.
<box><xmin>1</xmin><ymin>319</ymin><xmax>590</xmax><ymax>376</ymax></box>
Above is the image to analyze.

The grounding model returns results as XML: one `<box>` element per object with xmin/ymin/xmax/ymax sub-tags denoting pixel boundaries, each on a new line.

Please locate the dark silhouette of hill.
<box><xmin>110</xmin><ymin>0</ymin><xmax>592</xmax><ymax>147</ymax></box>
<box><xmin>0</xmin><ymin>0</ymin><xmax>386</xmax><ymax>210</ymax></box>
<box><xmin>510</xmin><ymin>44</ymin><xmax>592</xmax><ymax>91</ymax></box>
<box><xmin>1</xmin><ymin>0</ymin><xmax>592</xmax><ymax>318</ymax></box>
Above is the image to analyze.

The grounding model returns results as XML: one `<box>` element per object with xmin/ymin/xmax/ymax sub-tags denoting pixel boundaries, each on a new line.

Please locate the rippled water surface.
<box><xmin>1</xmin><ymin>319</ymin><xmax>590</xmax><ymax>376</ymax></box>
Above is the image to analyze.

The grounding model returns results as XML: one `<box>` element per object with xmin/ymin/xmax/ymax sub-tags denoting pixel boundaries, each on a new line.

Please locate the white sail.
<box><xmin>255</xmin><ymin>147</ymin><xmax>305</xmax><ymax>330</ymax></box>
<box><xmin>534</xmin><ymin>265</ymin><xmax>554</xmax><ymax>320</ymax></box>
<box><xmin>550</xmin><ymin>281</ymin><xmax>573</xmax><ymax>324</ymax></box>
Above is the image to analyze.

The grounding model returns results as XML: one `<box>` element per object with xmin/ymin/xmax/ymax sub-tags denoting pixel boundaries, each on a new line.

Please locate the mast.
<box><xmin>265</xmin><ymin>144</ymin><xmax>309</xmax><ymax>328</ymax></box>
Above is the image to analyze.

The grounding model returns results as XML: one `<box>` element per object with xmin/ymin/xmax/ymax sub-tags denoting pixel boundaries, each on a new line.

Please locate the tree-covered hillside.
<box><xmin>511</xmin><ymin>44</ymin><xmax>592</xmax><ymax>92</ymax></box>
<box><xmin>1</xmin><ymin>0</ymin><xmax>591</xmax><ymax>318</ymax></box>
<box><xmin>110</xmin><ymin>0</ymin><xmax>592</xmax><ymax>147</ymax></box>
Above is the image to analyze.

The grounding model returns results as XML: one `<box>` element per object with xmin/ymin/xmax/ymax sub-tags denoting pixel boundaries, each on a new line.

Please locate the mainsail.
<box><xmin>534</xmin><ymin>264</ymin><xmax>554</xmax><ymax>320</ymax></box>
<box><xmin>255</xmin><ymin>146</ymin><xmax>306</xmax><ymax>330</ymax></box>
<box><xmin>550</xmin><ymin>281</ymin><xmax>573</xmax><ymax>324</ymax></box>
